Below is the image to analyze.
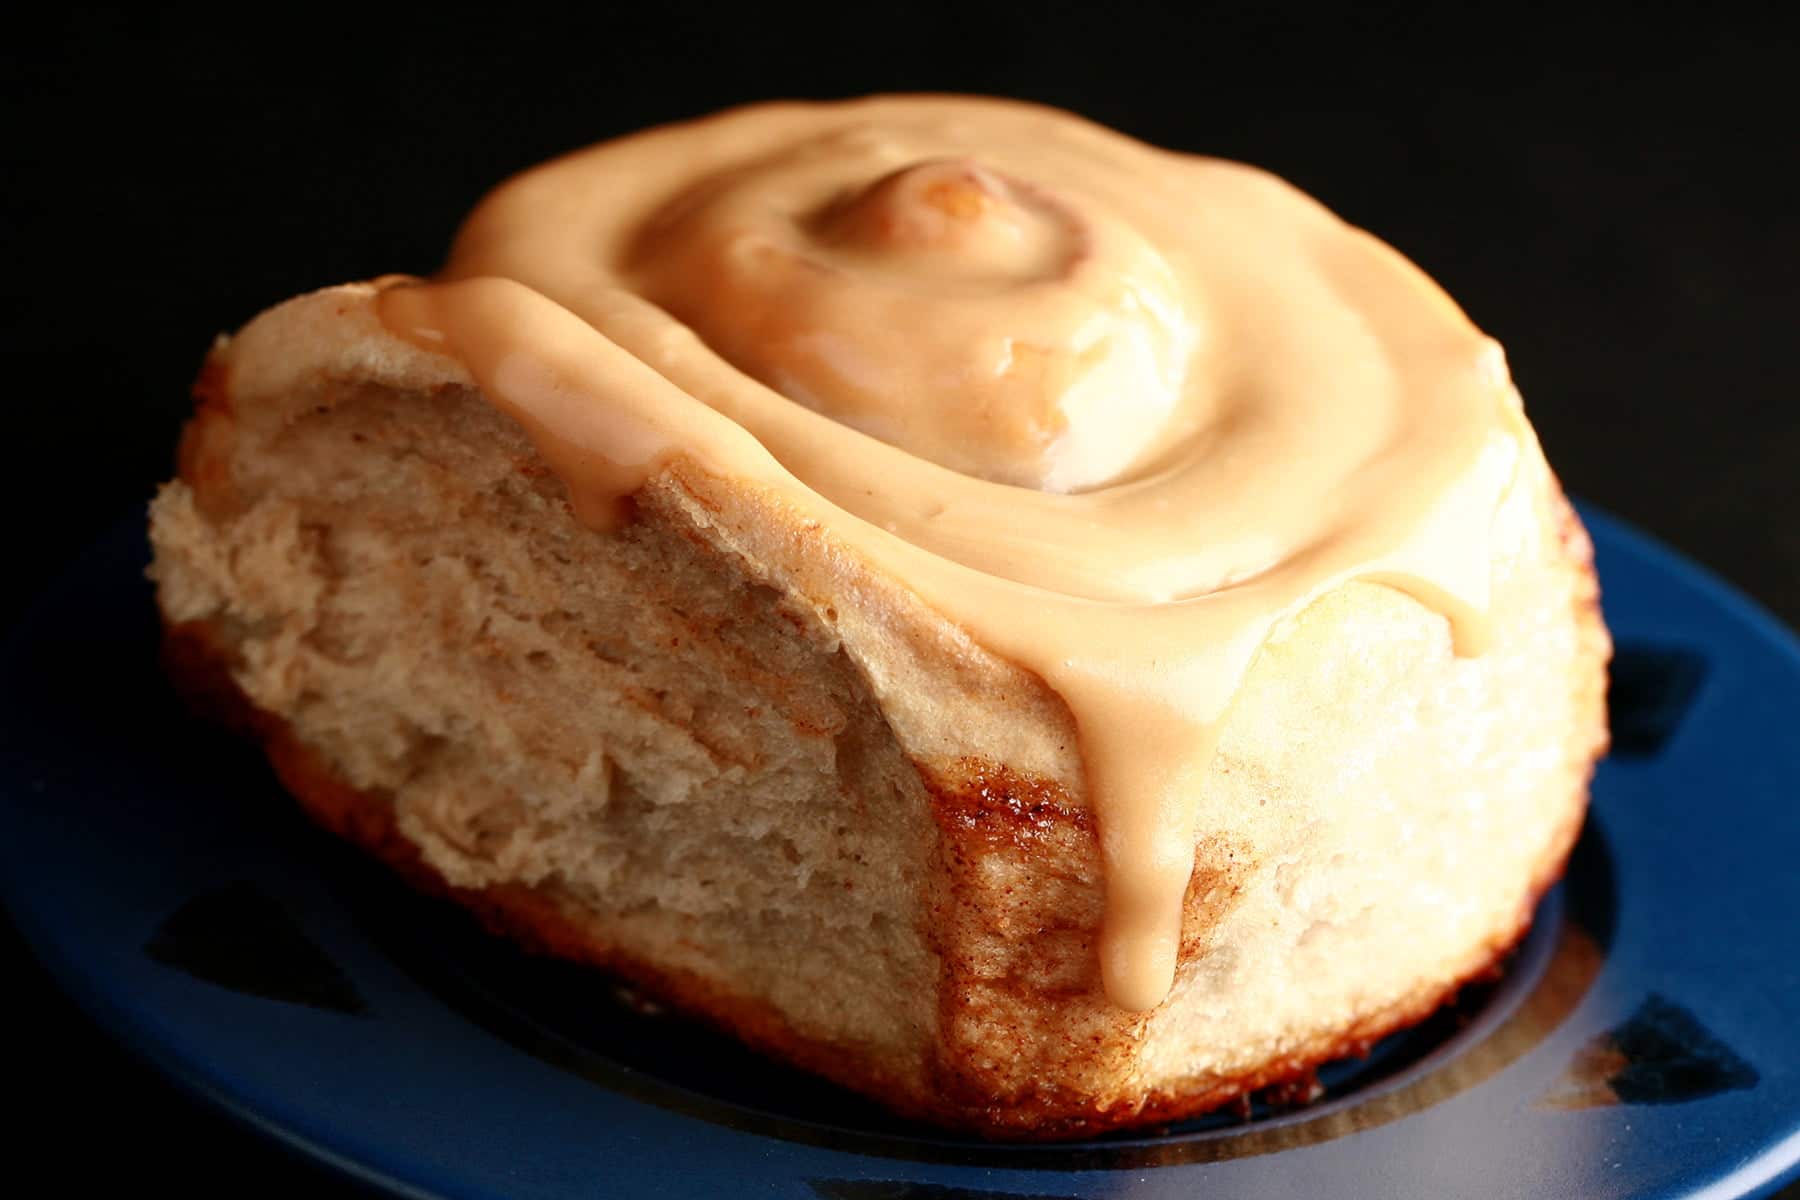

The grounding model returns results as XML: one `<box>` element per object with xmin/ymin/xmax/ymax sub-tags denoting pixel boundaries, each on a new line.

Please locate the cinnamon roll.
<box><xmin>148</xmin><ymin>95</ymin><xmax>1610</xmax><ymax>1137</ymax></box>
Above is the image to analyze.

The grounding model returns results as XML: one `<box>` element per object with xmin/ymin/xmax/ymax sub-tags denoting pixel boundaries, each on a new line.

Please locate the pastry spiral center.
<box><xmin>819</xmin><ymin>159</ymin><xmax>1071</xmax><ymax>284</ymax></box>
<box><xmin>631</xmin><ymin>152</ymin><xmax>1195</xmax><ymax>492</ymax></box>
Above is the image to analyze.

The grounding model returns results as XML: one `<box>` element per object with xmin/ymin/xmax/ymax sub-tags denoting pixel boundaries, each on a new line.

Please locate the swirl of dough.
<box><xmin>379</xmin><ymin>96</ymin><xmax>1525</xmax><ymax>1010</ymax></box>
<box><xmin>631</xmin><ymin>151</ymin><xmax>1195</xmax><ymax>492</ymax></box>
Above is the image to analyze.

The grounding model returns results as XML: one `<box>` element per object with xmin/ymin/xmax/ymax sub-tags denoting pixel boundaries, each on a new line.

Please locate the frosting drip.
<box><xmin>377</xmin><ymin>96</ymin><xmax>1526</xmax><ymax>1011</ymax></box>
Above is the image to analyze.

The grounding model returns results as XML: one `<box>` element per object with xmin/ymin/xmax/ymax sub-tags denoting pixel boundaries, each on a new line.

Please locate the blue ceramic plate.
<box><xmin>3</xmin><ymin>506</ymin><xmax>1798</xmax><ymax>1199</ymax></box>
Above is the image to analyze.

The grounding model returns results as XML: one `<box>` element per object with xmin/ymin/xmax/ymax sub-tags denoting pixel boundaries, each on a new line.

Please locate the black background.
<box><xmin>5</xmin><ymin>6</ymin><xmax>1797</xmax><ymax>1196</ymax></box>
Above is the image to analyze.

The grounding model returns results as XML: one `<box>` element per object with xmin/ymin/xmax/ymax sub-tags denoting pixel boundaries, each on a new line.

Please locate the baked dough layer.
<box><xmin>149</xmin><ymin>285</ymin><xmax>1609</xmax><ymax>1138</ymax></box>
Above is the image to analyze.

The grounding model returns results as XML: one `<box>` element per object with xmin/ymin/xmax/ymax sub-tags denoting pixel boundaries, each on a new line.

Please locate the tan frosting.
<box><xmin>375</xmin><ymin>95</ymin><xmax>1526</xmax><ymax>1011</ymax></box>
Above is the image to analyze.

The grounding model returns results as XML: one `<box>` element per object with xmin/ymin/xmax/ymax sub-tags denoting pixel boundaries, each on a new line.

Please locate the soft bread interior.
<box><xmin>152</xmin><ymin>379</ymin><xmax>942</xmax><ymax>1072</ymax></box>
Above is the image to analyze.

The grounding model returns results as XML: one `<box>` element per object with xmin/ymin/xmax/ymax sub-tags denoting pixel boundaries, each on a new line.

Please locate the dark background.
<box><xmin>5</xmin><ymin>6</ymin><xmax>1796</xmax><ymax>1195</ymax></box>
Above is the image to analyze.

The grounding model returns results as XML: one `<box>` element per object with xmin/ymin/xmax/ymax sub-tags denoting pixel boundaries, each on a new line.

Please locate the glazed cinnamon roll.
<box><xmin>149</xmin><ymin>96</ymin><xmax>1609</xmax><ymax>1137</ymax></box>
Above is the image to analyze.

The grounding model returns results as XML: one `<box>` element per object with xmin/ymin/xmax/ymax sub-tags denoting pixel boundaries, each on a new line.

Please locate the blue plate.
<box><xmin>3</xmin><ymin>506</ymin><xmax>1798</xmax><ymax>1199</ymax></box>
